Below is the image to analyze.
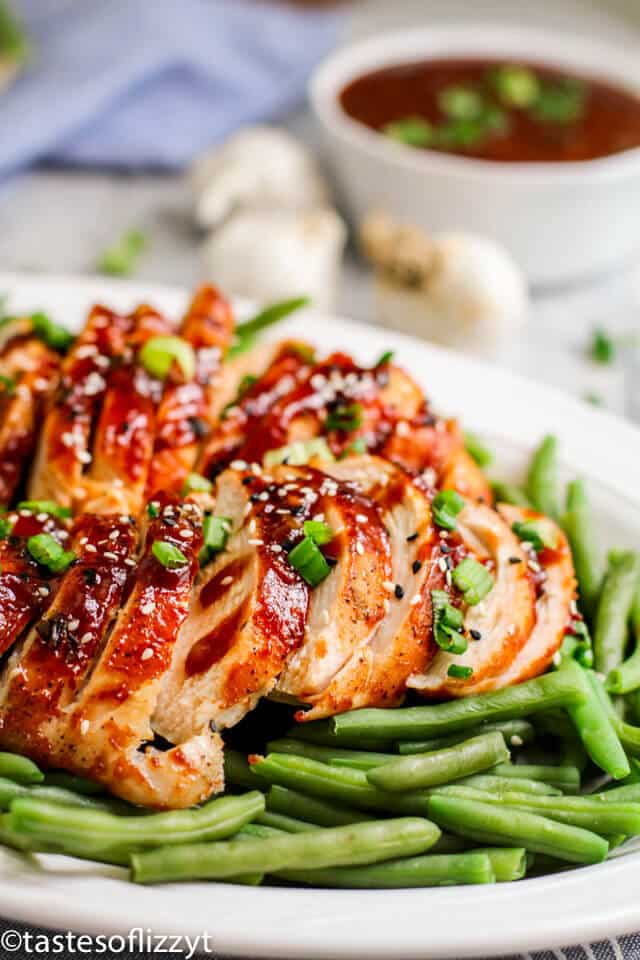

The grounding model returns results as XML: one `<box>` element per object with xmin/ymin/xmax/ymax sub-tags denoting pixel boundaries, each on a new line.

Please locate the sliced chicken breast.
<box><xmin>461</xmin><ymin>505</ymin><xmax>576</xmax><ymax>694</ymax></box>
<box><xmin>291</xmin><ymin>456</ymin><xmax>444</xmax><ymax>721</ymax></box>
<box><xmin>408</xmin><ymin>500</ymin><xmax>536</xmax><ymax>697</ymax></box>
<box><xmin>154</xmin><ymin>465</ymin><xmax>320</xmax><ymax>741</ymax></box>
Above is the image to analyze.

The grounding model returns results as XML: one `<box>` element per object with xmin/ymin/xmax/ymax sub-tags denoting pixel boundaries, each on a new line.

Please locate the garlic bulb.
<box><xmin>201</xmin><ymin>207</ymin><xmax>347</xmax><ymax>312</ymax></box>
<box><xmin>190</xmin><ymin>126</ymin><xmax>329</xmax><ymax>231</ymax></box>
<box><xmin>361</xmin><ymin>214</ymin><xmax>528</xmax><ymax>356</ymax></box>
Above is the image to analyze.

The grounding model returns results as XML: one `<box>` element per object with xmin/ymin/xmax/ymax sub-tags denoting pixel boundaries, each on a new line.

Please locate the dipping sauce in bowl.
<box><xmin>340</xmin><ymin>59</ymin><xmax>640</xmax><ymax>163</ymax></box>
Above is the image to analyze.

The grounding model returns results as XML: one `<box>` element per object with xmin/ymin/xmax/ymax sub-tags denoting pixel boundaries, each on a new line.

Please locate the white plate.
<box><xmin>1</xmin><ymin>272</ymin><xmax>640</xmax><ymax>958</ymax></box>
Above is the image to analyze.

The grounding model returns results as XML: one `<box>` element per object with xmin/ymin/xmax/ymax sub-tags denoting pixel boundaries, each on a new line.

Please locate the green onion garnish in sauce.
<box><xmin>152</xmin><ymin>540</ymin><xmax>188</xmax><ymax>570</ymax></box>
<box><xmin>432</xmin><ymin>489</ymin><xmax>465</xmax><ymax>531</ymax></box>
<box><xmin>27</xmin><ymin>533</ymin><xmax>75</xmax><ymax>573</ymax></box>
<box><xmin>139</xmin><ymin>336</ymin><xmax>196</xmax><ymax>382</ymax></box>
<box><xmin>452</xmin><ymin>557</ymin><xmax>494</xmax><ymax>606</ymax></box>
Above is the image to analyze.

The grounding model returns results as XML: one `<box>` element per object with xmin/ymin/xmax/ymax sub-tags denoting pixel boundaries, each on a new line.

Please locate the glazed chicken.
<box><xmin>0</xmin><ymin>286</ymin><xmax>578</xmax><ymax>808</ymax></box>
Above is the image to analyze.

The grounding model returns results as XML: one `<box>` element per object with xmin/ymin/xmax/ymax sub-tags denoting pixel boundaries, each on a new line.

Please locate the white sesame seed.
<box><xmin>275</xmin><ymin>508</ymin><xmax>290</xmax><ymax>515</ymax></box>
<box><xmin>438</xmin><ymin>557</ymin><xmax>448</xmax><ymax>572</ymax></box>
<box><xmin>355</xmin><ymin>542</ymin><xmax>364</xmax><ymax>555</ymax></box>
<box><xmin>37</xmin><ymin>586</ymin><xmax>50</xmax><ymax>597</ymax></box>
<box><xmin>356</xmin><ymin>514</ymin><xmax>368</xmax><ymax>523</ymax></box>
<box><xmin>383</xmin><ymin>598</ymin><xmax>391</xmax><ymax>614</ymax></box>
<box><xmin>264</xmin><ymin>504</ymin><xmax>274</xmax><ymax>514</ymax></box>
<box><xmin>18</xmin><ymin>509</ymin><xmax>31</xmax><ymax>518</ymax></box>
<box><xmin>124</xmin><ymin>557</ymin><xmax>136</xmax><ymax>567</ymax></box>
<box><xmin>80</xmin><ymin>719</ymin><xmax>90</xmax><ymax>735</ymax></box>
<box><xmin>552</xmin><ymin>652</ymin><xmax>562</xmax><ymax>667</ymax></box>
<box><xmin>109</xmin><ymin>530</ymin><xmax>120</xmax><ymax>540</ymax></box>
<box><xmin>507</xmin><ymin>624</ymin><xmax>516</xmax><ymax>636</ymax></box>
<box><xmin>75</xmin><ymin>344</ymin><xmax>98</xmax><ymax>359</ymax></box>
<box><xmin>221</xmin><ymin>575</ymin><xmax>234</xmax><ymax>585</ymax></box>
<box><xmin>36</xmin><ymin>513</ymin><xmax>48</xmax><ymax>523</ymax></box>
<box><xmin>85</xmin><ymin>544</ymin><xmax>97</xmax><ymax>553</ymax></box>
<box><xmin>141</xmin><ymin>648</ymin><xmax>154</xmax><ymax>661</ymax></box>
<box><xmin>67</xmin><ymin>618</ymin><xmax>80</xmax><ymax>631</ymax></box>
<box><xmin>396</xmin><ymin>420</ymin><xmax>410</xmax><ymax>437</ymax></box>
<box><xmin>140</xmin><ymin>600</ymin><xmax>155</xmax><ymax>615</ymax></box>
<box><xmin>270</xmin><ymin>545</ymin><xmax>283</xmax><ymax>554</ymax></box>
<box><xmin>179</xmin><ymin>529</ymin><xmax>194</xmax><ymax>539</ymax></box>
<box><xmin>78</xmin><ymin>450</ymin><xmax>92</xmax><ymax>465</ymax></box>
<box><xmin>248</xmin><ymin>538</ymin><xmax>264</xmax><ymax>546</ymax></box>
<box><xmin>410</xmin><ymin>593</ymin><xmax>421</xmax><ymax>606</ymax></box>
<box><xmin>83</xmin><ymin>371</ymin><xmax>106</xmax><ymax>396</ymax></box>
<box><xmin>231</xmin><ymin>459</ymin><xmax>248</xmax><ymax>471</ymax></box>
<box><xmin>103</xmin><ymin>551</ymin><xmax>117</xmax><ymax>560</ymax></box>
<box><xmin>383</xmin><ymin>580</ymin><xmax>395</xmax><ymax>593</ymax></box>
<box><xmin>79</xmin><ymin>632</ymin><xmax>92</xmax><ymax>645</ymax></box>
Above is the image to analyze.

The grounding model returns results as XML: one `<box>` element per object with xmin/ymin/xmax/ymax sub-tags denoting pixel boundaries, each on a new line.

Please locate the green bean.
<box><xmin>0</xmin><ymin>752</ymin><xmax>44</xmax><ymax>785</ymax></box>
<box><xmin>472</xmin><ymin>847</ymin><xmax>528</xmax><ymax>882</ymax></box>
<box><xmin>526</xmin><ymin>434</ymin><xmax>560</xmax><ymax>519</ymax></box>
<box><xmin>562</xmin><ymin>480</ymin><xmax>602</xmax><ymax>621</ymax></box>
<box><xmin>276</xmin><ymin>851</ymin><xmax>495</xmax><ymax>888</ymax></box>
<box><xmin>607</xmin><ymin>579</ymin><xmax>640</xmax><ymax>694</ymax></box>
<box><xmin>0</xmin><ymin>777</ymin><xmax>132</xmax><ymax>813</ymax></box>
<box><xmin>286</xmin><ymin>721</ymin><xmax>393</xmax><ymax>751</ymax></box>
<box><xmin>460</xmin><ymin>789</ymin><xmax>640</xmax><ymax>836</ymax></box>
<box><xmin>597</xmin><ymin>783</ymin><xmax>640</xmax><ymax>803</ymax></box>
<box><xmin>490</xmin><ymin>482</ymin><xmax>532</xmax><ymax>508</ymax></box>
<box><xmin>455</xmin><ymin>774</ymin><xmax>560</xmax><ymax>796</ymax></box>
<box><xmin>224</xmin><ymin>750</ymin><xmax>265</xmax><ymax>790</ymax></box>
<box><xmin>396</xmin><ymin>720</ymin><xmax>535</xmax><ymax>755</ymax></box>
<box><xmin>7</xmin><ymin>791</ymin><xmax>265</xmax><ymax>865</ymax></box>
<box><xmin>367</xmin><ymin>732</ymin><xmax>510</xmax><ymax>793</ymax></box>
<box><xmin>256</xmin><ymin>810</ymin><xmax>317</xmax><ymax>833</ymax></box>
<box><xmin>430</xmin><ymin>832</ymin><xmax>473</xmax><ymax>853</ymax></box>
<box><xmin>332</xmin><ymin>671</ymin><xmax>586</xmax><ymax>742</ymax></box>
<box><xmin>463</xmin><ymin>432</ymin><xmax>492</xmax><ymax>469</ymax></box>
<box><xmin>559</xmin><ymin>657</ymin><xmax>629</xmax><ymax>779</ymax></box>
<box><xmin>490</xmin><ymin>763</ymin><xmax>581</xmax><ymax>793</ymax></box>
<box><xmin>588</xmin><ymin>671</ymin><xmax>640</xmax><ymax>758</ymax></box>
<box><xmin>625</xmin><ymin>688</ymin><xmax>640</xmax><ymax>724</ymax></box>
<box><xmin>265</xmin><ymin>783</ymin><xmax>373</xmax><ymax>826</ymax></box>
<box><xmin>267</xmin><ymin>738</ymin><xmax>393</xmax><ymax>771</ymax></box>
<box><xmin>594</xmin><ymin>551</ymin><xmax>640</xmax><ymax>676</ymax></box>
<box><xmin>131</xmin><ymin>817</ymin><xmax>441</xmax><ymax>885</ymax></box>
<box><xmin>42</xmin><ymin>771</ymin><xmax>104</xmax><ymax>795</ymax></box>
<box><xmin>426</xmin><ymin>794</ymin><xmax>608</xmax><ymax>864</ymax></box>
<box><xmin>253</xmin><ymin>754</ymin><xmax>433</xmax><ymax>816</ymax></box>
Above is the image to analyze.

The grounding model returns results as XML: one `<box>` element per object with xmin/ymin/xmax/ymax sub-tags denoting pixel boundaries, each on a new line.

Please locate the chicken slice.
<box><xmin>198</xmin><ymin>341</ymin><xmax>313</xmax><ymax>477</ymax></box>
<box><xmin>146</xmin><ymin>285</ymin><xmax>235</xmax><ymax>496</ymax></box>
<box><xmin>154</xmin><ymin>465</ymin><xmax>315</xmax><ymax>740</ymax></box>
<box><xmin>276</xmin><ymin>462</ymin><xmax>392</xmax><ymax>707</ymax></box>
<box><xmin>54</xmin><ymin>496</ymin><xmax>222</xmax><ymax>809</ymax></box>
<box><xmin>0</xmin><ymin>510</ymin><xmax>65</xmax><ymax>655</ymax></box>
<box><xmin>461</xmin><ymin>505</ymin><xmax>576</xmax><ymax>694</ymax></box>
<box><xmin>408</xmin><ymin>501</ymin><xmax>536</xmax><ymax>697</ymax></box>
<box><xmin>0</xmin><ymin>321</ymin><xmax>59</xmax><ymax>504</ymax></box>
<box><xmin>0</xmin><ymin>514</ymin><xmax>137</xmax><ymax>762</ymax></box>
<box><xmin>291</xmin><ymin>456</ymin><xmax>445</xmax><ymax>721</ymax></box>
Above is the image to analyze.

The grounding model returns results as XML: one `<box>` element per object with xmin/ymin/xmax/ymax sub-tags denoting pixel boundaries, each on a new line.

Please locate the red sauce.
<box><xmin>340</xmin><ymin>58</ymin><xmax>640</xmax><ymax>163</ymax></box>
<box><xmin>185</xmin><ymin>603</ymin><xmax>248</xmax><ymax>677</ymax></box>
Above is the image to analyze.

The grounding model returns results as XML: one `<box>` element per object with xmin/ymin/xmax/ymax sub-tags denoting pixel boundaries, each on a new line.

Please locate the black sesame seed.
<box><xmin>249</xmin><ymin>493</ymin><xmax>261</xmax><ymax>503</ymax></box>
<box><xmin>188</xmin><ymin>416</ymin><xmax>209</xmax><ymax>439</ymax></box>
<box><xmin>440</xmin><ymin>543</ymin><xmax>452</xmax><ymax>554</ymax></box>
<box><xmin>406</xmin><ymin>532</ymin><xmax>418</xmax><ymax>542</ymax></box>
<box><xmin>242</xmin><ymin>476</ymin><xmax>255</xmax><ymax>486</ymax></box>
<box><xmin>326</xmin><ymin>556</ymin><xmax>338</xmax><ymax>567</ymax></box>
<box><xmin>470</xmin><ymin>629</ymin><xmax>482</xmax><ymax>641</ymax></box>
<box><xmin>412</xmin><ymin>560</ymin><xmax>422</xmax><ymax>574</ymax></box>
<box><xmin>508</xmin><ymin>556</ymin><xmax>522</xmax><ymax>564</ymax></box>
<box><xmin>394</xmin><ymin>584</ymin><xmax>405</xmax><ymax>599</ymax></box>
<box><xmin>209</xmin><ymin>719</ymin><xmax>218</xmax><ymax>733</ymax></box>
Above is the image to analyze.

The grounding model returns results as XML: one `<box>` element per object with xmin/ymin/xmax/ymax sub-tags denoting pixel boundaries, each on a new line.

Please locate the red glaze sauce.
<box><xmin>340</xmin><ymin>58</ymin><xmax>640</xmax><ymax>163</ymax></box>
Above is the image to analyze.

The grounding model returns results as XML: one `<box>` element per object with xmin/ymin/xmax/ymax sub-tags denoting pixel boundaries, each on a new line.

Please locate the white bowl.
<box><xmin>309</xmin><ymin>24</ymin><xmax>640</xmax><ymax>287</ymax></box>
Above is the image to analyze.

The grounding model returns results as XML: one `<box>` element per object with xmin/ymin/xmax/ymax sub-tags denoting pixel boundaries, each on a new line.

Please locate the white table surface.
<box><xmin>0</xmin><ymin>0</ymin><xmax>639</xmax><ymax>418</ymax></box>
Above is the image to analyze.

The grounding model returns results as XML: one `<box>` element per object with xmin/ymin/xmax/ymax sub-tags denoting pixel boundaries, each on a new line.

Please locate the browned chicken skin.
<box><xmin>0</xmin><ymin>288</ymin><xmax>577</xmax><ymax>808</ymax></box>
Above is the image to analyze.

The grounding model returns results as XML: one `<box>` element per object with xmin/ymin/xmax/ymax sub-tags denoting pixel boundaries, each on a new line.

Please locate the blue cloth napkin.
<box><xmin>1</xmin><ymin>0</ymin><xmax>343</xmax><ymax>176</ymax></box>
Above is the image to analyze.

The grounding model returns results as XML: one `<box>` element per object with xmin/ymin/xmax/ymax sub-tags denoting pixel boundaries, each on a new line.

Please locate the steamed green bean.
<box><xmin>276</xmin><ymin>851</ymin><xmax>495</xmax><ymax>888</ymax></box>
<box><xmin>594</xmin><ymin>551</ymin><xmax>640</xmax><ymax>676</ymax></box>
<box><xmin>0</xmin><ymin>752</ymin><xmax>44</xmax><ymax>785</ymax></box>
<box><xmin>265</xmin><ymin>784</ymin><xmax>372</xmax><ymax>826</ymax></box>
<box><xmin>490</xmin><ymin>763</ymin><xmax>580</xmax><ymax>793</ymax></box>
<box><xmin>562</xmin><ymin>480</ymin><xmax>602</xmax><ymax>621</ymax></box>
<box><xmin>396</xmin><ymin>720</ymin><xmax>535</xmax><ymax>755</ymax></box>
<box><xmin>526</xmin><ymin>435</ymin><xmax>561</xmax><ymax>519</ymax></box>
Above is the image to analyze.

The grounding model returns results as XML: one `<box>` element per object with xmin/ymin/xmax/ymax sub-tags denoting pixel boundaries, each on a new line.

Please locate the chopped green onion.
<box><xmin>27</xmin><ymin>534</ymin><xmax>75</xmax><ymax>573</ymax></box>
<box><xmin>98</xmin><ymin>229</ymin><xmax>147</xmax><ymax>277</ymax></box>
<box><xmin>263</xmin><ymin>438</ymin><xmax>334</xmax><ymax>469</ymax></box>
<box><xmin>374</xmin><ymin>350</ymin><xmax>394</xmax><ymax>367</ymax></box>
<box><xmin>431</xmin><ymin>589</ymin><xmax>468</xmax><ymax>654</ymax></box>
<box><xmin>303</xmin><ymin>520</ymin><xmax>334</xmax><ymax>546</ymax></box>
<box><xmin>152</xmin><ymin>540</ymin><xmax>188</xmax><ymax>570</ymax></box>
<box><xmin>182</xmin><ymin>473</ymin><xmax>213</xmax><ymax>496</ymax></box>
<box><xmin>147</xmin><ymin>501</ymin><xmax>160</xmax><ymax>519</ymax></box>
<box><xmin>199</xmin><ymin>516</ymin><xmax>232</xmax><ymax>567</ymax></box>
<box><xmin>0</xmin><ymin>1</ymin><xmax>30</xmax><ymax>65</ymax></box>
<box><xmin>438</xmin><ymin>85</ymin><xmax>485</xmax><ymax>120</ymax></box>
<box><xmin>0</xmin><ymin>374</ymin><xmax>16</xmax><ymax>395</ymax></box>
<box><xmin>463</xmin><ymin>431</ymin><xmax>492</xmax><ymax>468</ymax></box>
<box><xmin>139</xmin><ymin>336</ymin><xmax>196</xmax><ymax>382</ymax></box>
<box><xmin>30</xmin><ymin>312</ymin><xmax>74</xmax><ymax>352</ymax></box>
<box><xmin>589</xmin><ymin>328</ymin><xmax>615</xmax><ymax>365</ymax></box>
<box><xmin>229</xmin><ymin>297</ymin><xmax>310</xmax><ymax>358</ymax></box>
<box><xmin>491</xmin><ymin>65</ymin><xmax>540</xmax><ymax>108</ymax></box>
<box><xmin>288</xmin><ymin>536</ymin><xmax>331</xmax><ymax>588</ymax></box>
<box><xmin>17</xmin><ymin>500</ymin><xmax>71</xmax><ymax>519</ymax></box>
<box><xmin>342</xmin><ymin>437</ymin><xmax>368</xmax><ymax>457</ymax></box>
<box><xmin>584</xmin><ymin>392</ymin><xmax>604</xmax><ymax>407</ymax></box>
<box><xmin>452</xmin><ymin>557</ymin><xmax>494</xmax><ymax>606</ymax></box>
<box><xmin>533</xmin><ymin>77</ymin><xmax>586</xmax><ymax>124</ymax></box>
<box><xmin>512</xmin><ymin>519</ymin><xmax>557</xmax><ymax>553</ymax></box>
<box><xmin>0</xmin><ymin>516</ymin><xmax>13</xmax><ymax>539</ymax></box>
<box><xmin>432</xmin><ymin>489</ymin><xmax>465</xmax><ymax>531</ymax></box>
<box><xmin>291</xmin><ymin>343</ymin><xmax>316</xmax><ymax>363</ymax></box>
<box><xmin>325</xmin><ymin>403</ymin><xmax>363</xmax><ymax>434</ymax></box>
<box><xmin>384</xmin><ymin>116</ymin><xmax>434</xmax><ymax>147</ymax></box>
<box><xmin>447</xmin><ymin>664</ymin><xmax>474</xmax><ymax>680</ymax></box>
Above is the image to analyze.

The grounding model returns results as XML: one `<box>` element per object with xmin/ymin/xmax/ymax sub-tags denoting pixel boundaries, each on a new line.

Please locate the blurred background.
<box><xmin>1</xmin><ymin>0</ymin><xmax>640</xmax><ymax>414</ymax></box>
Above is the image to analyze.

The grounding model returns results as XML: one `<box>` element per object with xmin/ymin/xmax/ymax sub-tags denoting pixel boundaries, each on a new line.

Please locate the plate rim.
<box><xmin>1</xmin><ymin>271</ymin><xmax>640</xmax><ymax>958</ymax></box>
